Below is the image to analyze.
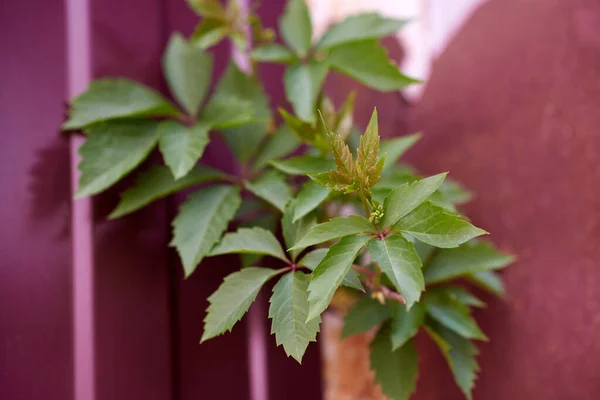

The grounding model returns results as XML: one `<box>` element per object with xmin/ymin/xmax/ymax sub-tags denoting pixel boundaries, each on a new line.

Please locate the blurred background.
<box><xmin>1</xmin><ymin>0</ymin><xmax>599</xmax><ymax>399</ymax></box>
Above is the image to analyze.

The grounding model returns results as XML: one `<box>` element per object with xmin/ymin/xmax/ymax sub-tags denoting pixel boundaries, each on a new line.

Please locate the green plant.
<box><xmin>62</xmin><ymin>0</ymin><xmax>514</xmax><ymax>398</ymax></box>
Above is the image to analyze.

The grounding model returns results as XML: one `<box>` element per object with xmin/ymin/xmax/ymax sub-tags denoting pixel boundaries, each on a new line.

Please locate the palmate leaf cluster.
<box><xmin>62</xmin><ymin>0</ymin><xmax>514</xmax><ymax>399</ymax></box>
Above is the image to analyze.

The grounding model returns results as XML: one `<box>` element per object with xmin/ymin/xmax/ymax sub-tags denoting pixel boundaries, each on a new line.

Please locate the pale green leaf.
<box><xmin>423</xmin><ymin>291</ymin><xmax>488</xmax><ymax>341</ymax></box>
<box><xmin>269</xmin><ymin>271</ymin><xmax>320</xmax><ymax>363</ymax></box>
<box><xmin>323</xmin><ymin>112</ymin><xmax>356</xmax><ymax>180</ymax></box>
<box><xmin>293</xmin><ymin>180</ymin><xmax>330</xmax><ymax>222</ymax></box>
<box><xmin>186</xmin><ymin>0</ymin><xmax>226</xmax><ymax>19</ymax></box>
<box><xmin>308</xmin><ymin>170</ymin><xmax>355</xmax><ymax>192</ymax></box>
<box><xmin>438</xmin><ymin>178</ymin><xmax>473</xmax><ymax>205</ymax></box>
<box><xmin>342</xmin><ymin>296</ymin><xmax>391</xmax><ymax>338</ymax></box>
<box><xmin>307</xmin><ymin>234</ymin><xmax>372</xmax><ymax>320</ymax></box>
<box><xmin>109</xmin><ymin>164</ymin><xmax>226</xmax><ymax>219</ymax></box>
<box><xmin>380</xmin><ymin>133</ymin><xmax>421</xmax><ymax>171</ymax></box>
<box><xmin>396</xmin><ymin>202</ymin><xmax>487</xmax><ymax>248</ymax></box>
<box><xmin>370</xmin><ymin>326</ymin><xmax>419</xmax><ymax>400</ymax></box>
<box><xmin>253</xmin><ymin>125</ymin><xmax>301</xmax><ymax>171</ymax></box>
<box><xmin>279</xmin><ymin>0</ymin><xmax>312</xmax><ymax>57</ymax></box>
<box><xmin>356</xmin><ymin>109</ymin><xmax>383</xmax><ymax>188</ymax></box>
<box><xmin>466</xmin><ymin>271</ymin><xmax>506</xmax><ymax>297</ymax></box>
<box><xmin>171</xmin><ymin>185</ymin><xmax>241</xmax><ymax>277</ymax></box>
<box><xmin>382</xmin><ymin>173</ymin><xmax>447</xmax><ymax>227</ymax></box>
<box><xmin>245</xmin><ymin>170</ymin><xmax>293</xmax><ymax>212</ymax></box>
<box><xmin>76</xmin><ymin>121</ymin><xmax>159</xmax><ymax>197</ymax></box>
<box><xmin>299</xmin><ymin>248</ymin><xmax>363</xmax><ymax>291</ymax></box>
<box><xmin>289</xmin><ymin>215</ymin><xmax>375</xmax><ymax>251</ymax></box>
<box><xmin>441</xmin><ymin>286</ymin><xmax>486</xmax><ymax>308</ymax></box>
<box><xmin>162</xmin><ymin>33</ymin><xmax>212</xmax><ymax>116</ymax></box>
<box><xmin>390</xmin><ymin>302</ymin><xmax>425</xmax><ymax>350</ymax></box>
<box><xmin>424</xmin><ymin>241</ymin><xmax>515</xmax><ymax>285</ymax></box>
<box><xmin>282</xmin><ymin>201</ymin><xmax>316</xmax><ymax>261</ymax></box>
<box><xmin>158</xmin><ymin>121</ymin><xmax>210</xmax><ymax>179</ymax></box>
<box><xmin>63</xmin><ymin>79</ymin><xmax>178</xmax><ymax>130</ymax></box>
<box><xmin>327</xmin><ymin>40</ymin><xmax>419</xmax><ymax>91</ymax></box>
<box><xmin>201</xmin><ymin>267</ymin><xmax>277</xmax><ymax>342</ymax></box>
<box><xmin>190</xmin><ymin>18</ymin><xmax>228</xmax><ymax>49</ymax></box>
<box><xmin>284</xmin><ymin>61</ymin><xmax>328</xmax><ymax>122</ymax></box>
<box><xmin>270</xmin><ymin>155</ymin><xmax>335</xmax><ymax>175</ymax></box>
<box><xmin>251</xmin><ymin>44</ymin><xmax>297</xmax><ymax>63</ymax></box>
<box><xmin>316</xmin><ymin>13</ymin><xmax>408</xmax><ymax>50</ymax></box>
<box><xmin>366</xmin><ymin>234</ymin><xmax>424</xmax><ymax>309</ymax></box>
<box><xmin>209</xmin><ymin>227</ymin><xmax>288</xmax><ymax>262</ymax></box>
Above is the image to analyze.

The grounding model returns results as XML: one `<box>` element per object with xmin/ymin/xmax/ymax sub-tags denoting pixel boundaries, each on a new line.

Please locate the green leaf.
<box><xmin>245</xmin><ymin>170</ymin><xmax>293</xmax><ymax>212</ymax></box>
<box><xmin>162</xmin><ymin>33</ymin><xmax>212</xmax><ymax>116</ymax></box>
<box><xmin>426</xmin><ymin>321</ymin><xmax>480</xmax><ymax>400</ymax></box>
<box><xmin>251</xmin><ymin>44</ymin><xmax>297</xmax><ymax>63</ymax></box>
<box><xmin>63</xmin><ymin>79</ymin><xmax>178</xmax><ymax>130</ymax></box>
<box><xmin>382</xmin><ymin>173</ymin><xmax>447</xmax><ymax>227</ymax></box>
<box><xmin>316</xmin><ymin>13</ymin><xmax>408</xmax><ymax>50</ymax></box>
<box><xmin>270</xmin><ymin>155</ymin><xmax>335</xmax><ymax>175</ymax></box>
<box><xmin>190</xmin><ymin>18</ymin><xmax>228</xmax><ymax>49</ymax></box>
<box><xmin>186</xmin><ymin>0</ymin><xmax>226</xmax><ymax>19</ymax></box>
<box><xmin>279</xmin><ymin>0</ymin><xmax>312</xmax><ymax>57</ymax></box>
<box><xmin>209</xmin><ymin>227</ymin><xmax>288</xmax><ymax>262</ymax></box>
<box><xmin>366</xmin><ymin>234</ymin><xmax>424</xmax><ymax>309</ymax></box>
<box><xmin>466</xmin><ymin>271</ymin><xmax>506</xmax><ymax>297</ymax></box>
<box><xmin>289</xmin><ymin>215</ymin><xmax>375</xmax><ymax>251</ymax></box>
<box><xmin>333</xmin><ymin>91</ymin><xmax>356</xmax><ymax>140</ymax></box>
<box><xmin>293</xmin><ymin>180</ymin><xmax>330</xmax><ymax>222</ymax></box>
<box><xmin>299</xmin><ymin>248</ymin><xmax>363</xmax><ymax>291</ymax></box>
<box><xmin>356</xmin><ymin>109</ymin><xmax>382</xmax><ymax>188</ymax></box>
<box><xmin>424</xmin><ymin>241</ymin><xmax>515</xmax><ymax>285</ymax></box>
<box><xmin>279</xmin><ymin>108</ymin><xmax>319</xmax><ymax>145</ymax></box>
<box><xmin>109</xmin><ymin>165</ymin><xmax>226</xmax><ymax>219</ymax></box>
<box><xmin>324</xmin><ymin>113</ymin><xmax>356</xmax><ymax>180</ymax></box>
<box><xmin>423</xmin><ymin>291</ymin><xmax>488</xmax><ymax>341</ymax></box>
<box><xmin>76</xmin><ymin>121</ymin><xmax>159</xmax><ymax>197</ymax></box>
<box><xmin>171</xmin><ymin>185</ymin><xmax>241</xmax><ymax>277</ymax></box>
<box><xmin>342</xmin><ymin>296</ymin><xmax>391</xmax><ymax>338</ymax></box>
<box><xmin>201</xmin><ymin>94</ymin><xmax>255</xmax><ymax>129</ymax></box>
<box><xmin>158</xmin><ymin>121</ymin><xmax>210</xmax><ymax>179</ymax></box>
<box><xmin>327</xmin><ymin>40</ymin><xmax>419</xmax><ymax>91</ymax></box>
<box><xmin>284</xmin><ymin>61</ymin><xmax>328</xmax><ymax>123</ymax></box>
<box><xmin>395</xmin><ymin>202</ymin><xmax>487</xmax><ymax>248</ymax></box>
<box><xmin>201</xmin><ymin>267</ymin><xmax>277</xmax><ymax>342</ymax></box>
<box><xmin>306</xmin><ymin>234</ymin><xmax>372</xmax><ymax>320</ymax></box>
<box><xmin>282</xmin><ymin>201</ymin><xmax>316</xmax><ymax>261</ymax></box>
<box><xmin>390</xmin><ymin>302</ymin><xmax>425</xmax><ymax>350</ymax></box>
<box><xmin>253</xmin><ymin>125</ymin><xmax>301</xmax><ymax>171</ymax></box>
<box><xmin>269</xmin><ymin>271</ymin><xmax>321</xmax><ymax>363</ymax></box>
<box><xmin>370</xmin><ymin>326</ymin><xmax>419</xmax><ymax>400</ymax></box>
<box><xmin>380</xmin><ymin>133</ymin><xmax>421</xmax><ymax>171</ymax></box>
<box><xmin>438</xmin><ymin>178</ymin><xmax>473</xmax><ymax>205</ymax></box>
<box><xmin>441</xmin><ymin>286</ymin><xmax>486</xmax><ymax>308</ymax></box>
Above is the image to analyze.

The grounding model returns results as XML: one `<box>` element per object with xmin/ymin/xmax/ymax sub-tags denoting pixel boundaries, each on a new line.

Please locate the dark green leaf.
<box><xmin>109</xmin><ymin>165</ymin><xmax>226</xmax><ymax>219</ymax></box>
<box><xmin>76</xmin><ymin>121</ymin><xmax>159</xmax><ymax>197</ymax></box>
<box><xmin>162</xmin><ymin>33</ymin><xmax>212</xmax><ymax>116</ymax></box>
<box><xmin>380</xmin><ymin>133</ymin><xmax>421</xmax><ymax>171</ymax></box>
<box><xmin>284</xmin><ymin>61</ymin><xmax>328</xmax><ymax>123</ymax></box>
<box><xmin>390</xmin><ymin>302</ymin><xmax>425</xmax><ymax>350</ymax></box>
<box><xmin>307</xmin><ymin>234</ymin><xmax>372</xmax><ymax>320</ymax></box>
<box><xmin>293</xmin><ymin>180</ymin><xmax>330</xmax><ymax>222</ymax></box>
<box><xmin>270</xmin><ymin>155</ymin><xmax>335</xmax><ymax>175</ymax></box>
<box><xmin>158</xmin><ymin>121</ymin><xmax>210</xmax><ymax>179</ymax></box>
<box><xmin>279</xmin><ymin>0</ymin><xmax>312</xmax><ymax>57</ymax></box>
<box><xmin>201</xmin><ymin>267</ymin><xmax>277</xmax><ymax>342</ymax></box>
<box><xmin>299</xmin><ymin>248</ymin><xmax>363</xmax><ymax>291</ymax></box>
<box><xmin>466</xmin><ymin>271</ymin><xmax>506</xmax><ymax>297</ymax></box>
<box><xmin>201</xmin><ymin>94</ymin><xmax>256</xmax><ymax>128</ymax></box>
<box><xmin>171</xmin><ymin>185</ymin><xmax>241</xmax><ymax>277</ymax></box>
<box><xmin>269</xmin><ymin>271</ymin><xmax>320</xmax><ymax>363</ymax></box>
<box><xmin>423</xmin><ymin>291</ymin><xmax>488</xmax><ymax>341</ymax></box>
<box><xmin>289</xmin><ymin>215</ymin><xmax>375</xmax><ymax>251</ymax></box>
<box><xmin>342</xmin><ymin>296</ymin><xmax>391</xmax><ymax>338</ymax></box>
<box><xmin>282</xmin><ymin>201</ymin><xmax>316</xmax><ymax>261</ymax></box>
<box><xmin>251</xmin><ymin>44</ymin><xmax>297</xmax><ymax>63</ymax></box>
<box><xmin>366</xmin><ymin>234</ymin><xmax>424</xmax><ymax>309</ymax></box>
<box><xmin>209</xmin><ymin>227</ymin><xmax>288</xmax><ymax>262</ymax></box>
<box><xmin>327</xmin><ymin>40</ymin><xmax>419</xmax><ymax>91</ymax></box>
<box><xmin>440</xmin><ymin>286</ymin><xmax>486</xmax><ymax>308</ymax></box>
<box><xmin>63</xmin><ymin>79</ymin><xmax>178</xmax><ymax>130</ymax></box>
<box><xmin>253</xmin><ymin>125</ymin><xmax>301</xmax><ymax>171</ymax></box>
<box><xmin>245</xmin><ymin>170</ymin><xmax>293</xmax><ymax>212</ymax></box>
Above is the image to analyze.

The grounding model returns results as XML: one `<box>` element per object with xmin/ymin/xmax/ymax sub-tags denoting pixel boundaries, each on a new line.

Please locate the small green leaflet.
<box><xmin>394</xmin><ymin>202</ymin><xmax>487</xmax><ymax>248</ymax></box>
<box><xmin>424</xmin><ymin>241</ymin><xmax>515</xmax><ymax>285</ymax></box>
<box><xmin>438</xmin><ymin>178</ymin><xmax>473</xmax><ymax>205</ymax></box>
<box><xmin>76</xmin><ymin>121</ymin><xmax>159</xmax><ymax>197</ymax></box>
<box><xmin>356</xmin><ymin>109</ymin><xmax>384</xmax><ymax>188</ymax></box>
<box><xmin>253</xmin><ymin>125</ymin><xmax>301</xmax><ymax>171</ymax></box>
<box><xmin>171</xmin><ymin>185</ymin><xmax>241</xmax><ymax>277</ymax></box>
<box><xmin>279</xmin><ymin>0</ymin><xmax>312</xmax><ymax>57</ymax></box>
<box><xmin>158</xmin><ymin>121</ymin><xmax>211</xmax><ymax>179</ymax></box>
<box><xmin>440</xmin><ymin>286</ymin><xmax>486</xmax><ymax>308</ymax></box>
<box><xmin>186</xmin><ymin>0</ymin><xmax>226</xmax><ymax>19</ymax></box>
<box><xmin>289</xmin><ymin>215</ymin><xmax>375</xmax><ymax>251</ymax></box>
<box><xmin>380</xmin><ymin>133</ymin><xmax>421</xmax><ymax>171</ymax></box>
<box><xmin>326</xmin><ymin>40</ymin><xmax>419</xmax><ymax>91</ymax></box>
<box><xmin>110</xmin><ymin>165</ymin><xmax>226</xmax><ymax>219</ymax></box>
<box><xmin>251</xmin><ymin>44</ymin><xmax>297</xmax><ymax>63</ymax></box>
<box><xmin>269</xmin><ymin>272</ymin><xmax>320</xmax><ymax>363</ymax></box>
<box><xmin>201</xmin><ymin>267</ymin><xmax>277</xmax><ymax>342</ymax></box>
<box><xmin>270</xmin><ymin>155</ymin><xmax>335</xmax><ymax>175</ymax></box>
<box><xmin>292</xmin><ymin>180</ymin><xmax>330</xmax><ymax>222</ymax></box>
<box><xmin>62</xmin><ymin>79</ymin><xmax>178</xmax><ymax>130</ymax></box>
<box><xmin>209</xmin><ymin>227</ymin><xmax>288</xmax><ymax>262</ymax></box>
<box><xmin>390</xmin><ymin>302</ymin><xmax>425</xmax><ymax>350</ymax></box>
<box><xmin>162</xmin><ymin>33</ymin><xmax>212</xmax><ymax>116</ymax></box>
<box><xmin>190</xmin><ymin>17</ymin><xmax>228</xmax><ymax>49</ymax></box>
<box><xmin>423</xmin><ymin>291</ymin><xmax>488</xmax><ymax>341</ymax></box>
<box><xmin>381</xmin><ymin>173</ymin><xmax>447</xmax><ymax>228</ymax></box>
<box><xmin>369</xmin><ymin>325</ymin><xmax>419</xmax><ymax>400</ymax></box>
<box><xmin>316</xmin><ymin>13</ymin><xmax>408</xmax><ymax>50</ymax></box>
<box><xmin>366</xmin><ymin>234</ymin><xmax>424</xmax><ymax>309</ymax></box>
<box><xmin>282</xmin><ymin>201</ymin><xmax>316</xmax><ymax>261</ymax></box>
<box><xmin>466</xmin><ymin>271</ymin><xmax>506</xmax><ymax>297</ymax></box>
<box><xmin>201</xmin><ymin>94</ymin><xmax>256</xmax><ymax>129</ymax></box>
<box><xmin>306</xmin><ymin>234</ymin><xmax>372</xmax><ymax>321</ymax></box>
<box><xmin>245</xmin><ymin>170</ymin><xmax>293</xmax><ymax>212</ymax></box>
<box><xmin>341</xmin><ymin>296</ymin><xmax>391</xmax><ymax>338</ymax></box>
<box><xmin>284</xmin><ymin>61</ymin><xmax>328</xmax><ymax>122</ymax></box>
<box><xmin>299</xmin><ymin>248</ymin><xmax>363</xmax><ymax>291</ymax></box>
